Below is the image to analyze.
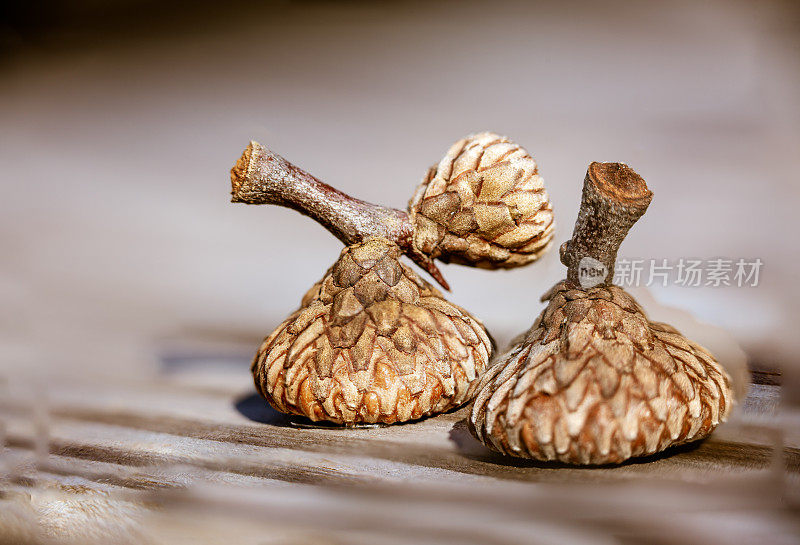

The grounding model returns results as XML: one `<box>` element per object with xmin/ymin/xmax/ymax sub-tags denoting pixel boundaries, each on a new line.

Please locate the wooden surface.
<box><xmin>0</xmin><ymin>365</ymin><xmax>798</xmax><ymax>545</ymax></box>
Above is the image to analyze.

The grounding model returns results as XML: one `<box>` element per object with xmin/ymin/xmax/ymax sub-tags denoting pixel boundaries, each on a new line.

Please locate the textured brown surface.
<box><xmin>252</xmin><ymin>238</ymin><xmax>493</xmax><ymax>424</ymax></box>
<box><xmin>469</xmin><ymin>281</ymin><xmax>734</xmax><ymax>464</ymax></box>
<box><xmin>408</xmin><ymin>132</ymin><xmax>555</xmax><ymax>269</ymax></box>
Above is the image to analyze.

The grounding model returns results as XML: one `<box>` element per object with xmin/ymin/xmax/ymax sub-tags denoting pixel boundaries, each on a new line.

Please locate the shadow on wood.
<box><xmin>233</xmin><ymin>392</ymin><xmax>293</xmax><ymax>427</ymax></box>
<box><xmin>233</xmin><ymin>392</ymin><xmax>387</xmax><ymax>429</ymax></box>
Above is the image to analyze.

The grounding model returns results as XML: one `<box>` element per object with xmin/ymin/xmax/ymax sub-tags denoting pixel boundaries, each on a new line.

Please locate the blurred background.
<box><xmin>2</xmin><ymin>0</ymin><xmax>799</xmax><ymax>385</ymax></box>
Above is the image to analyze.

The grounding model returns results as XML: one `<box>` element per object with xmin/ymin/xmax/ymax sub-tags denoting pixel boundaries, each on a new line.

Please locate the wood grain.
<box><xmin>1</xmin><ymin>370</ymin><xmax>797</xmax><ymax>545</ymax></box>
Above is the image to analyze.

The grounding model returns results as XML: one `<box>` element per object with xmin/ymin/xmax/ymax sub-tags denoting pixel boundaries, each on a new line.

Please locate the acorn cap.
<box><xmin>253</xmin><ymin>238</ymin><xmax>493</xmax><ymax>425</ymax></box>
<box><xmin>409</xmin><ymin>132</ymin><xmax>555</xmax><ymax>269</ymax></box>
<box><xmin>468</xmin><ymin>162</ymin><xmax>733</xmax><ymax>464</ymax></box>
<box><xmin>468</xmin><ymin>280</ymin><xmax>733</xmax><ymax>464</ymax></box>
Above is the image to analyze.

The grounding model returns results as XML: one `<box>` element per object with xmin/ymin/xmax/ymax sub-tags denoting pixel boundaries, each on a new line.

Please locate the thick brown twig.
<box><xmin>231</xmin><ymin>141</ymin><xmax>449</xmax><ymax>290</ymax></box>
<box><xmin>560</xmin><ymin>162</ymin><xmax>652</xmax><ymax>287</ymax></box>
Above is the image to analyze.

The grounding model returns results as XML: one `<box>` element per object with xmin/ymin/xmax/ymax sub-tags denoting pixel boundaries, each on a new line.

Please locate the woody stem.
<box><xmin>560</xmin><ymin>162</ymin><xmax>653</xmax><ymax>288</ymax></box>
<box><xmin>230</xmin><ymin>141</ymin><xmax>449</xmax><ymax>290</ymax></box>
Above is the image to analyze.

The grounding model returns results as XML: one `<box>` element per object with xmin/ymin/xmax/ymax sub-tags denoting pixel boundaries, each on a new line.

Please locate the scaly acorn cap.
<box><xmin>408</xmin><ymin>132</ymin><xmax>555</xmax><ymax>269</ymax></box>
<box><xmin>252</xmin><ymin>238</ymin><xmax>493</xmax><ymax>425</ymax></box>
<box><xmin>468</xmin><ymin>163</ymin><xmax>733</xmax><ymax>464</ymax></box>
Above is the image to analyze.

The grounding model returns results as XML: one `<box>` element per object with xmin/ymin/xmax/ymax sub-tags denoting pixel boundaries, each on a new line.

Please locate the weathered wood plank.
<box><xmin>2</xmin><ymin>373</ymin><xmax>797</xmax><ymax>545</ymax></box>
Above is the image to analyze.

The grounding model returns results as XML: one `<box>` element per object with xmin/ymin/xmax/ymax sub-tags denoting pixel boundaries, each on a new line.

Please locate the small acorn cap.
<box><xmin>252</xmin><ymin>238</ymin><xmax>493</xmax><ymax>425</ymax></box>
<box><xmin>408</xmin><ymin>132</ymin><xmax>555</xmax><ymax>269</ymax></box>
<box><xmin>468</xmin><ymin>163</ymin><xmax>734</xmax><ymax>464</ymax></box>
